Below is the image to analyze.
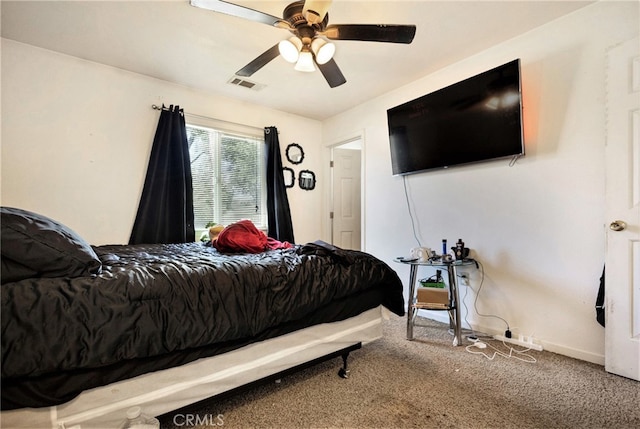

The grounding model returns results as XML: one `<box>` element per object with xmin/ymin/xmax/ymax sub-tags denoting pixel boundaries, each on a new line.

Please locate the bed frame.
<box><xmin>0</xmin><ymin>306</ymin><xmax>386</xmax><ymax>429</ymax></box>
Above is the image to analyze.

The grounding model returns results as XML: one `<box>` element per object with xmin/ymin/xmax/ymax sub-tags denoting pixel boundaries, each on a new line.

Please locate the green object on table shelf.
<box><xmin>419</xmin><ymin>279</ymin><xmax>446</xmax><ymax>288</ymax></box>
<box><xmin>419</xmin><ymin>269</ymin><xmax>446</xmax><ymax>288</ymax></box>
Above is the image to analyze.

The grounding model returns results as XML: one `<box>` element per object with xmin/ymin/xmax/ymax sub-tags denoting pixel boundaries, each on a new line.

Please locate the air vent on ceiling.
<box><xmin>228</xmin><ymin>77</ymin><xmax>265</xmax><ymax>91</ymax></box>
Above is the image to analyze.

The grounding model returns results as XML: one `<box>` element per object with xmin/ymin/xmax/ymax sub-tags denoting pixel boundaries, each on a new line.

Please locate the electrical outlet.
<box><xmin>459</xmin><ymin>274</ymin><xmax>469</xmax><ymax>286</ymax></box>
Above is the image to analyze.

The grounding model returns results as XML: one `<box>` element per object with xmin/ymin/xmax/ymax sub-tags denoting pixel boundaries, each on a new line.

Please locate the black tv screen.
<box><xmin>387</xmin><ymin>59</ymin><xmax>524</xmax><ymax>175</ymax></box>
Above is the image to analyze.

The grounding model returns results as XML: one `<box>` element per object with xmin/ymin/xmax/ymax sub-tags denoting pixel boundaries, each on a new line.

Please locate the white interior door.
<box><xmin>605</xmin><ymin>36</ymin><xmax>640</xmax><ymax>381</ymax></box>
<box><xmin>331</xmin><ymin>146</ymin><xmax>362</xmax><ymax>250</ymax></box>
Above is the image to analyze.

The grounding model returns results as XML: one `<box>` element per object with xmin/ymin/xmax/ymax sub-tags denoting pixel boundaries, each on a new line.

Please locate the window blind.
<box><xmin>187</xmin><ymin>124</ymin><xmax>266</xmax><ymax>231</ymax></box>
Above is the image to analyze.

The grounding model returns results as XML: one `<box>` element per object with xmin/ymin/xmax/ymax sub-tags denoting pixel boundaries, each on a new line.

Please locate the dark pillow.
<box><xmin>1</xmin><ymin>207</ymin><xmax>102</xmax><ymax>284</ymax></box>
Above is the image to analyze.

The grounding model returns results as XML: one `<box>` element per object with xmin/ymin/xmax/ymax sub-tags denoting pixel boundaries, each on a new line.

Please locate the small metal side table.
<box><xmin>395</xmin><ymin>258</ymin><xmax>477</xmax><ymax>346</ymax></box>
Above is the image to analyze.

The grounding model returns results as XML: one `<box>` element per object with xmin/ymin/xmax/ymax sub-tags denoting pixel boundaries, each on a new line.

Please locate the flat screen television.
<box><xmin>387</xmin><ymin>59</ymin><xmax>524</xmax><ymax>175</ymax></box>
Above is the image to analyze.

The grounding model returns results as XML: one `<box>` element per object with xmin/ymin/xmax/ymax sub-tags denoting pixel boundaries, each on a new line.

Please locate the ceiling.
<box><xmin>1</xmin><ymin>0</ymin><xmax>595</xmax><ymax>120</ymax></box>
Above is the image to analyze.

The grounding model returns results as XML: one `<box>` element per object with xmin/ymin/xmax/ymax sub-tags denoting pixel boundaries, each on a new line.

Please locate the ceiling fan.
<box><xmin>190</xmin><ymin>0</ymin><xmax>416</xmax><ymax>88</ymax></box>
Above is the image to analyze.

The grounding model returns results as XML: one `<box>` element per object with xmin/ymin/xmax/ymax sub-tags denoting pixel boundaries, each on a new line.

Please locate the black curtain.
<box><xmin>129</xmin><ymin>105</ymin><xmax>194</xmax><ymax>244</ymax></box>
<box><xmin>264</xmin><ymin>126</ymin><xmax>295</xmax><ymax>243</ymax></box>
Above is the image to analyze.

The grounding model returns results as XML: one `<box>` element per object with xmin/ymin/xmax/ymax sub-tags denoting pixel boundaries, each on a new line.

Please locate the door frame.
<box><xmin>323</xmin><ymin>130</ymin><xmax>366</xmax><ymax>250</ymax></box>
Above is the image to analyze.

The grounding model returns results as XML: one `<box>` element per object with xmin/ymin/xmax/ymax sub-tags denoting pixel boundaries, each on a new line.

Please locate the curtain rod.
<box><xmin>151</xmin><ymin>104</ymin><xmax>266</xmax><ymax>133</ymax></box>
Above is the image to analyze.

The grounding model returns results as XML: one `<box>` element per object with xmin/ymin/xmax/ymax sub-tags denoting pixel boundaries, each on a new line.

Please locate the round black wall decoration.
<box><xmin>286</xmin><ymin>143</ymin><xmax>304</xmax><ymax>164</ymax></box>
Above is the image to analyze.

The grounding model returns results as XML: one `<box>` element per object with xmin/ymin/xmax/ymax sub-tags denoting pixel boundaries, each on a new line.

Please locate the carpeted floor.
<box><xmin>159</xmin><ymin>315</ymin><xmax>640</xmax><ymax>429</ymax></box>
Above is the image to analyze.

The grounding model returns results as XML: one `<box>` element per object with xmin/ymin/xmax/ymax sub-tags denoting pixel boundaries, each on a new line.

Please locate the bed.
<box><xmin>0</xmin><ymin>207</ymin><xmax>405</xmax><ymax>429</ymax></box>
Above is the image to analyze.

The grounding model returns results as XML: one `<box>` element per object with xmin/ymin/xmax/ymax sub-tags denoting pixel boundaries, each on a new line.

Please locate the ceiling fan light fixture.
<box><xmin>294</xmin><ymin>49</ymin><xmax>316</xmax><ymax>72</ymax></box>
<box><xmin>311</xmin><ymin>38</ymin><xmax>335</xmax><ymax>65</ymax></box>
<box><xmin>278</xmin><ymin>37</ymin><xmax>302</xmax><ymax>63</ymax></box>
<box><xmin>192</xmin><ymin>0</ymin><xmax>415</xmax><ymax>88</ymax></box>
<box><xmin>302</xmin><ymin>0</ymin><xmax>332</xmax><ymax>25</ymax></box>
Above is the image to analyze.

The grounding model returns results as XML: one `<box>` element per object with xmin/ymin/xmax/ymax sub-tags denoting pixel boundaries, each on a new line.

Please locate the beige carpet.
<box><xmin>159</xmin><ymin>315</ymin><xmax>640</xmax><ymax>429</ymax></box>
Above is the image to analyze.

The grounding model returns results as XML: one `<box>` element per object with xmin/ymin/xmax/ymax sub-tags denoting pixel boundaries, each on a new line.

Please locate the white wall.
<box><xmin>1</xmin><ymin>39</ymin><xmax>323</xmax><ymax>245</ymax></box>
<box><xmin>322</xmin><ymin>1</ymin><xmax>639</xmax><ymax>364</ymax></box>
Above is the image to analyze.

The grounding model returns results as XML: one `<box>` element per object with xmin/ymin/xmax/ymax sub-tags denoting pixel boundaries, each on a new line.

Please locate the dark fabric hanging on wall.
<box><xmin>596</xmin><ymin>266</ymin><xmax>605</xmax><ymax>327</ymax></box>
<box><xmin>264</xmin><ymin>126</ymin><xmax>295</xmax><ymax>243</ymax></box>
<box><xmin>129</xmin><ymin>105</ymin><xmax>194</xmax><ymax>244</ymax></box>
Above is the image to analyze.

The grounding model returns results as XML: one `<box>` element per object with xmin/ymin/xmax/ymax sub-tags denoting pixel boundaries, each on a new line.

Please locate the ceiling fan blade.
<box><xmin>236</xmin><ymin>44</ymin><xmax>281</xmax><ymax>77</ymax></box>
<box><xmin>318</xmin><ymin>59</ymin><xmax>346</xmax><ymax>88</ymax></box>
<box><xmin>190</xmin><ymin>0</ymin><xmax>284</xmax><ymax>27</ymax></box>
<box><xmin>323</xmin><ymin>24</ymin><xmax>416</xmax><ymax>44</ymax></box>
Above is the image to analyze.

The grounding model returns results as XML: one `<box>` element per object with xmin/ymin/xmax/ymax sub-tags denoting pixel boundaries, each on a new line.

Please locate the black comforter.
<box><xmin>2</xmin><ymin>241</ymin><xmax>404</xmax><ymax>409</ymax></box>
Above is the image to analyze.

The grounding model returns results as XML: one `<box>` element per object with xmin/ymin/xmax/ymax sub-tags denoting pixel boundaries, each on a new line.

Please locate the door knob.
<box><xmin>610</xmin><ymin>220</ymin><xmax>627</xmax><ymax>231</ymax></box>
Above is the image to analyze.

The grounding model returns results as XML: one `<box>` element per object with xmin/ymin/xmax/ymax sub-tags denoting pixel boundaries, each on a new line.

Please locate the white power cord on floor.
<box><xmin>465</xmin><ymin>338</ymin><xmax>537</xmax><ymax>363</ymax></box>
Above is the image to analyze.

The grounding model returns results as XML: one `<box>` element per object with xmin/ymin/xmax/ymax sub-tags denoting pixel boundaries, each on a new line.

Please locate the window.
<box><xmin>187</xmin><ymin>124</ymin><xmax>266</xmax><ymax>232</ymax></box>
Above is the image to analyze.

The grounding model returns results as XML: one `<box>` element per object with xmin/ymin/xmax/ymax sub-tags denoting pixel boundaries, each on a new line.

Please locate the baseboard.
<box><xmin>415</xmin><ymin>309</ymin><xmax>473</xmax><ymax>330</ymax></box>
<box><xmin>537</xmin><ymin>339</ymin><xmax>605</xmax><ymax>366</ymax></box>
<box><xmin>415</xmin><ymin>313</ymin><xmax>605</xmax><ymax>366</ymax></box>
<box><xmin>477</xmin><ymin>323</ymin><xmax>604</xmax><ymax>365</ymax></box>
<box><xmin>415</xmin><ymin>309</ymin><xmax>450</xmax><ymax>325</ymax></box>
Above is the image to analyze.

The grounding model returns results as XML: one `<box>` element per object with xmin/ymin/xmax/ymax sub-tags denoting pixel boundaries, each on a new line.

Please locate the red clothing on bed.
<box><xmin>212</xmin><ymin>220</ymin><xmax>292</xmax><ymax>253</ymax></box>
